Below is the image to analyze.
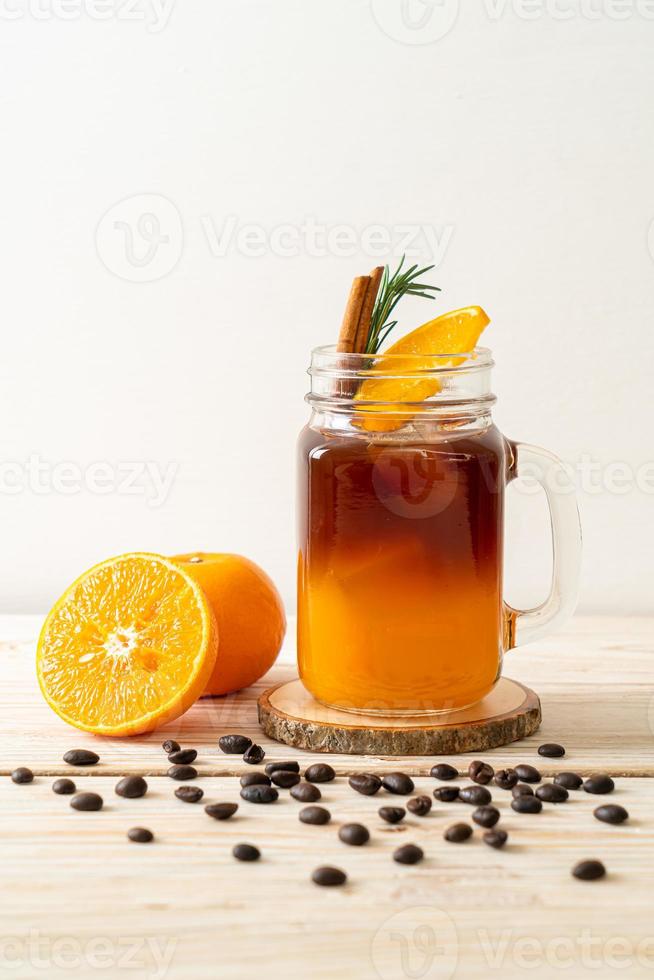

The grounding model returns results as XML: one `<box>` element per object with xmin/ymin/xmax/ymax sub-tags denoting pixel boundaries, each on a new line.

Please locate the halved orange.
<box><xmin>355</xmin><ymin>306</ymin><xmax>491</xmax><ymax>432</ymax></box>
<box><xmin>37</xmin><ymin>553</ymin><xmax>218</xmax><ymax>736</ymax></box>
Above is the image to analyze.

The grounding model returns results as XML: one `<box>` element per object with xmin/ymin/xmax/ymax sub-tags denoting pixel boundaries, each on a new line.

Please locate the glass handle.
<box><xmin>505</xmin><ymin>442</ymin><xmax>582</xmax><ymax>650</ymax></box>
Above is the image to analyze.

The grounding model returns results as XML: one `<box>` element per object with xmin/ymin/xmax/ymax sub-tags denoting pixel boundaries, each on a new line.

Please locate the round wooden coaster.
<box><xmin>258</xmin><ymin>677</ymin><xmax>541</xmax><ymax>755</ymax></box>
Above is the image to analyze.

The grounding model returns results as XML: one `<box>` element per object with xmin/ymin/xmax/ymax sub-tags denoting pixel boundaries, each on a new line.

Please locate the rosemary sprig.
<box><xmin>364</xmin><ymin>257</ymin><xmax>441</xmax><ymax>354</ymax></box>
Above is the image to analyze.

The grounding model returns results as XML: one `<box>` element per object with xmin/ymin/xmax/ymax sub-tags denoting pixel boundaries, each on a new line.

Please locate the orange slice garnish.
<box><xmin>37</xmin><ymin>553</ymin><xmax>218</xmax><ymax>736</ymax></box>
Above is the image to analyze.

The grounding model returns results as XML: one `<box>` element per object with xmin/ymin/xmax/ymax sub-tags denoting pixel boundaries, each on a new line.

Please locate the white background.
<box><xmin>0</xmin><ymin>0</ymin><xmax>652</xmax><ymax>615</ymax></box>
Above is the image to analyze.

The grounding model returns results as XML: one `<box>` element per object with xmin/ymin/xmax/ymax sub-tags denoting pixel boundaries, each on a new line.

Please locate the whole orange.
<box><xmin>172</xmin><ymin>552</ymin><xmax>286</xmax><ymax>696</ymax></box>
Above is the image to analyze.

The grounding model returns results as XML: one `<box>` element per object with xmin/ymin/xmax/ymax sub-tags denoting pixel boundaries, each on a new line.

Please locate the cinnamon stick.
<box><xmin>353</xmin><ymin>266</ymin><xmax>384</xmax><ymax>354</ymax></box>
<box><xmin>337</xmin><ymin>276</ymin><xmax>369</xmax><ymax>353</ymax></box>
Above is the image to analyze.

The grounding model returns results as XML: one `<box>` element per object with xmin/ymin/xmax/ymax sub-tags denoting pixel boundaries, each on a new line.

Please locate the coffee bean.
<box><xmin>393</xmin><ymin>844</ymin><xmax>423</xmax><ymax>864</ymax></box>
<box><xmin>554</xmin><ymin>772</ymin><xmax>583</xmax><ymax>790</ymax></box>
<box><xmin>127</xmin><ymin>827</ymin><xmax>153</xmax><ymax>843</ymax></box>
<box><xmin>536</xmin><ymin>783</ymin><xmax>569</xmax><ymax>803</ymax></box>
<box><xmin>167</xmin><ymin>765</ymin><xmax>197</xmax><ymax>781</ymax></box>
<box><xmin>572</xmin><ymin>859</ymin><xmax>606</xmax><ymax>881</ymax></box>
<box><xmin>52</xmin><ymin>778</ymin><xmax>76</xmax><ymax>795</ymax></box>
<box><xmin>594</xmin><ymin>804</ymin><xmax>629</xmax><ymax>825</ymax></box>
<box><xmin>583</xmin><ymin>775</ymin><xmax>615</xmax><ymax>795</ymax></box>
<box><xmin>162</xmin><ymin>739</ymin><xmax>180</xmax><ymax>754</ymax></box>
<box><xmin>304</xmin><ymin>763</ymin><xmax>335</xmax><ymax>784</ymax></box>
<box><xmin>349</xmin><ymin>773</ymin><xmax>381</xmax><ymax>796</ymax></box>
<box><xmin>312</xmin><ymin>866</ymin><xmax>346</xmax><ymax>886</ymax></box>
<box><xmin>299</xmin><ymin>805</ymin><xmax>331</xmax><ymax>825</ymax></box>
<box><xmin>472</xmin><ymin>805</ymin><xmax>500</xmax><ymax>828</ymax></box>
<box><xmin>459</xmin><ymin>785</ymin><xmax>492</xmax><ymax>806</ymax></box>
<box><xmin>115</xmin><ymin>776</ymin><xmax>148</xmax><ymax>799</ymax></box>
<box><xmin>243</xmin><ymin>744</ymin><xmax>265</xmax><ymax>765</ymax></box>
<box><xmin>233</xmin><ymin>843</ymin><xmax>260</xmax><ymax>862</ymax></box>
<box><xmin>265</xmin><ymin>761</ymin><xmax>300</xmax><ymax>775</ymax></box>
<box><xmin>512</xmin><ymin>784</ymin><xmax>534</xmax><ymax>798</ymax></box>
<box><xmin>70</xmin><ymin>792</ymin><xmax>103</xmax><ymax>811</ymax></box>
<box><xmin>167</xmin><ymin>749</ymin><xmax>197</xmax><ymax>765</ymax></box>
<box><xmin>290</xmin><ymin>781</ymin><xmax>321</xmax><ymax>803</ymax></box>
<box><xmin>469</xmin><ymin>760</ymin><xmax>494</xmax><ymax>785</ymax></box>
<box><xmin>514</xmin><ymin>764</ymin><xmax>541</xmax><ymax>784</ymax></box>
<box><xmin>379</xmin><ymin>806</ymin><xmax>405</xmax><ymax>824</ymax></box>
<box><xmin>219</xmin><ymin>734</ymin><xmax>252</xmax><ymax>755</ymax></box>
<box><xmin>205</xmin><ymin>802</ymin><xmax>238</xmax><ymax>820</ymax></box>
<box><xmin>511</xmin><ymin>795</ymin><xmax>542</xmax><ymax>814</ymax></box>
<box><xmin>430</xmin><ymin>763</ymin><xmax>458</xmax><ymax>780</ymax></box>
<box><xmin>483</xmin><ymin>829</ymin><xmax>508</xmax><ymax>849</ymax></box>
<box><xmin>63</xmin><ymin>749</ymin><xmax>99</xmax><ymax>767</ymax></box>
<box><xmin>339</xmin><ymin>823</ymin><xmax>369</xmax><ymax>846</ymax></box>
<box><xmin>407</xmin><ymin>796</ymin><xmax>432</xmax><ymax>817</ymax></box>
<box><xmin>538</xmin><ymin>742</ymin><xmax>565</xmax><ymax>758</ymax></box>
<box><xmin>494</xmin><ymin>769</ymin><xmax>518</xmax><ymax>790</ymax></box>
<box><xmin>433</xmin><ymin>786</ymin><xmax>460</xmax><ymax>803</ymax></box>
<box><xmin>382</xmin><ymin>773</ymin><xmax>414</xmax><ymax>795</ymax></box>
<box><xmin>271</xmin><ymin>771</ymin><xmax>301</xmax><ymax>789</ymax></box>
<box><xmin>11</xmin><ymin>767</ymin><xmax>34</xmax><ymax>784</ymax></box>
<box><xmin>175</xmin><ymin>786</ymin><xmax>204</xmax><ymax>803</ymax></box>
<box><xmin>445</xmin><ymin>822</ymin><xmax>473</xmax><ymax>842</ymax></box>
<box><xmin>240</xmin><ymin>785</ymin><xmax>278</xmax><ymax>804</ymax></box>
<box><xmin>240</xmin><ymin>772</ymin><xmax>271</xmax><ymax>788</ymax></box>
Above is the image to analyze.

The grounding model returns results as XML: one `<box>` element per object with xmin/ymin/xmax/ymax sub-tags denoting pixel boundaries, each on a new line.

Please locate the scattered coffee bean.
<box><xmin>339</xmin><ymin>823</ymin><xmax>369</xmax><ymax>846</ymax></box>
<box><xmin>572</xmin><ymin>859</ymin><xmax>606</xmax><ymax>881</ymax></box>
<box><xmin>349</xmin><ymin>773</ymin><xmax>381</xmax><ymax>796</ymax></box>
<box><xmin>483</xmin><ymin>829</ymin><xmax>508</xmax><ymax>849</ymax></box>
<box><xmin>115</xmin><ymin>776</ymin><xmax>148</xmax><ymax>799</ymax></box>
<box><xmin>312</xmin><ymin>866</ymin><xmax>346</xmax><ymax>886</ymax></box>
<box><xmin>167</xmin><ymin>748</ymin><xmax>197</xmax><ymax>765</ymax></box>
<box><xmin>162</xmin><ymin>739</ymin><xmax>180</xmax><ymax>754</ymax></box>
<box><xmin>407</xmin><ymin>796</ymin><xmax>432</xmax><ymax>816</ymax></box>
<box><xmin>271</xmin><ymin>771</ymin><xmax>301</xmax><ymax>789</ymax></box>
<box><xmin>52</xmin><ymin>778</ymin><xmax>75</xmax><ymax>795</ymax></box>
<box><xmin>299</xmin><ymin>805</ymin><xmax>331</xmax><ymax>825</ymax></box>
<box><xmin>583</xmin><ymin>775</ymin><xmax>615</xmax><ymax>795</ymax></box>
<box><xmin>472</xmin><ymin>805</ymin><xmax>500</xmax><ymax>828</ymax></box>
<box><xmin>175</xmin><ymin>786</ymin><xmax>204</xmax><ymax>803</ymax></box>
<box><xmin>393</xmin><ymin>844</ymin><xmax>424</xmax><ymax>864</ymax></box>
<box><xmin>445</xmin><ymin>822</ymin><xmax>473</xmax><ymax>842</ymax></box>
<box><xmin>433</xmin><ymin>786</ymin><xmax>460</xmax><ymax>803</ymax></box>
<box><xmin>265</xmin><ymin>761</ymin><xmax>300</xmax><ymax>775</ymax></box>
<box><xmin>430</xmin><ymin>763</ymin><xmax>458</xmax><ymax>780</ymax></box>
<box><xmin>511</xmin><ymin>795</ymin><xmax>542</xmax><ymax>814</ymax></box>
<box><xmin>127</xmin><ymin>827</ymin><xmax>153</xmax><ymax>843</ymax></box>
<box><xmin>11</xmin><ymin>767</ymin><xmax>34</xmax><ymax>784</ymax></box>
<box><xmin>219</xmin><ymin>734</ymin><xmax>252</xmax><ymax>754</ymax></box>
<box><xmin>536</xmin><ymin>783</ymin><xmax>569</xmax><ymax>803</ymax></box>
<box><xmin>304</xmin><ymin>763</ymin><xmax>336</xmax><ymax>783</ymax></box>
<box><xmin>243</xmin><ymin>744</ymin><xmax>265</xmax><ymax>765</ymax></box>
<box><xmin>70</xmin><ymin>792</ymin><xmax>103</xmax><ymax>811</ymax></box>
<box><xmin>382</xmin><ymin>773</ymin><xmax>415</xmax><ymax>795</ymax></box>
<box><xmin>494</xmin><ymin>768</ymin><xmax>518</xmax><ymax>790</ymax></box>
<box><xmin>167</xmin><ymin>765</ymin><xmax>197</xmax><ymax>781</ymax></box>
<box><xmin>514</xmin><ymin>764</ymin><xmax>541</xmax><ymax>784</ymax></box>
<box><xmin>240</xmin><ymin>772</ymin><xmax>271</xmax><ymax>788</ymax></box>
<box><xmin>594</xmin><ymin>804</ymin><xmax>629</xmax><ymax>825</ymax></box>
<box><xmin>469</xmin><ymin>760</ymin><xmax>494</xmax><ymax>785</ymax></box>
<box><xmin>512</xmin><ymin>784</ymin><xmax>534</xmax><ymax>798</ymax></box>
<box><xmin>459</xmin><ymin>785</ymin><xmax>492</xmax><ymax>806</ymax></box>
<box><xmin>538</xmin><ymin>742</ymin><xmax>565</xmax><ymax>758</ymax></box>
<box><xmin>205</xmin><ymin>802</ymin><xmax>238</xmax><ymax>820</ymax></box>
<box><xmin>233</xmin><ymin>843</ymin><xmax>260</xmax><ymax>862</ymax></box>
<box><xmin>379</xmin><ymin>806</ymin><xmax>405</xmax><ymax>824</ymax></box>
<box><xmin>554</xmin><ymin>772</ymin><xmax>583</xmax><ymax>790</ymax></box>
<box><xmin>240</xmin><ymin>785</ymin><xmax>279</xmax><ymax>804</ymax></box>
<box><xmin>290</xmin><ymin>781</ymin><xmax>321</xmax><ymax>803</ymax></box>
<box><xmin>63</xmin><ymin>749</ymin><xmax>99</xmax><ymax>767</ymax></box>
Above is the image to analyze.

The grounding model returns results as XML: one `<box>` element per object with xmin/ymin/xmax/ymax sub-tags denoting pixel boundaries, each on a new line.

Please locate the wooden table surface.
<box><xmin>1</xmin><ymin>614</ymin><xmax>653</xmax><ymax>979</ymax></box>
